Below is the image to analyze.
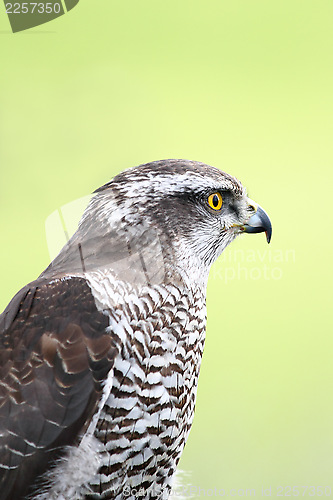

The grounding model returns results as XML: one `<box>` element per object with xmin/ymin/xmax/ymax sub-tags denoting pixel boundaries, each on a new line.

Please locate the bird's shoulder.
<box><xmin>0</xmin><ymin>275</ymin><xmax>117</xmax><ymax>499</ymax></box>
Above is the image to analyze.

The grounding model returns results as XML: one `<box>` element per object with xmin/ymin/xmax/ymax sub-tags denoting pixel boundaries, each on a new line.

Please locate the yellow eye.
<box><xmin>207</xmin><ymin>192</ymin><xmax>223</xmax><ymax>210</ymax></box>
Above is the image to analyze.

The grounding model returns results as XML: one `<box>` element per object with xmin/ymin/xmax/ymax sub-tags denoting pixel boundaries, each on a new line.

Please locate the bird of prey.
<box><xmin>0</xmin><ymin>160</ymin><xmax>272</xmax><ymax>500</ymax></box>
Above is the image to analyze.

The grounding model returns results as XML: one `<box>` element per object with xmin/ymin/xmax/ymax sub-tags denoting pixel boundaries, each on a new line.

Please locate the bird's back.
<box><xmin>0</xmin><ymin>276</ymin><xmax>115</xmax><ymax>499</ymax></box>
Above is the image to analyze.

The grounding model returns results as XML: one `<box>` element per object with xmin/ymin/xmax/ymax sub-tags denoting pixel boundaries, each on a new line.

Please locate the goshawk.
<box><xmin>0</xmin><ymin>159</ymin><xmax>272</xmax><ymax>499</ymax></box>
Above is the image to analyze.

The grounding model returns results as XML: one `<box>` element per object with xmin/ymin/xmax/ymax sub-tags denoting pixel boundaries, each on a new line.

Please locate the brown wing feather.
<box><xmin>0</xmin><ymin>277</ymin><xmax>117</xmax><ymax>500</ymax></box>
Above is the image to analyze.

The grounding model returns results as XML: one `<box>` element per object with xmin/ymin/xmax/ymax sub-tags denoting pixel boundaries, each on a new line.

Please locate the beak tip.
<box><xmin>243</xmin><ymin>204</ymin><xmax>272</xmax><ymax>244</ymax></box>
<box><xmin>266</xmin><ymin>231</ymin><xmax>272</xmax><ymax>244</ymax></box>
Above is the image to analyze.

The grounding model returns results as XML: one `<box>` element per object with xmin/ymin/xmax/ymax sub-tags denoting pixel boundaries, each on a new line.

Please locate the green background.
<box><xmin>1</xmin><ymin>1</ymin><xmax>332</xmax><ymax>497</ymax></box>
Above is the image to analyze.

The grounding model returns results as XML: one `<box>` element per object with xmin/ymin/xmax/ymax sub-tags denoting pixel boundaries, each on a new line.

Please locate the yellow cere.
<box><xmin>207</xmin><ymin>192</ymin><xmax>223</xmax><ymax>210</ymax></box>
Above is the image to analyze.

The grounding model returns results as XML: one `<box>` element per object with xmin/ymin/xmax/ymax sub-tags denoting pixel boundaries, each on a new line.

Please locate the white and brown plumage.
<box><xmin>0</xmin><ymin>160</ymin><xmax>272</xmax><ymax>499</ymax></box>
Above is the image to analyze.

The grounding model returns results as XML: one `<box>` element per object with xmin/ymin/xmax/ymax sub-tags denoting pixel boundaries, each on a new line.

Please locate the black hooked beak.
<box><xmin>242</xmin><ymin>204</ymin><xmax>272</xmax><ymax>243</ymax></box>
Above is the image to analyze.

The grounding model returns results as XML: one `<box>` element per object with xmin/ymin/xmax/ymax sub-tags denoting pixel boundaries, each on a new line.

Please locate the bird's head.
<box><xmin>46</xmin><ymin>160</ymin><xmax>271</xmax><ymax>286</ymax></box>
<box><xmin>82</xmin><ymin>159</ymin><xmax>272</xmax><ymax>283</ymax></box>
